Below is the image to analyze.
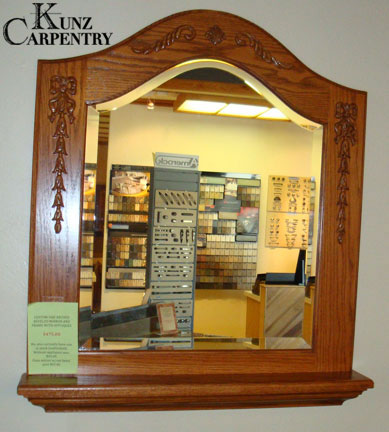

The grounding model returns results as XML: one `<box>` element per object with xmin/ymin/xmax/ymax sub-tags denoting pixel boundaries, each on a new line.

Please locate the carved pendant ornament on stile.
<box><xmin>334</xmin><ymin>101</ymin><xmax>358</xmax><ymax>244</ymax></box>
<box><xmin>48</xmin><ymin>75</ymin><xmax>77</xmax><ymax>234</ymax></box>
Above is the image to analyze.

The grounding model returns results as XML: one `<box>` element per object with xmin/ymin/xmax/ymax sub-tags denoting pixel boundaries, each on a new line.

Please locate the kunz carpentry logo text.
<box><xmin>3</xmin><ymin>3</ymin><xmax>113</xmax><ymax>46</ymax></box>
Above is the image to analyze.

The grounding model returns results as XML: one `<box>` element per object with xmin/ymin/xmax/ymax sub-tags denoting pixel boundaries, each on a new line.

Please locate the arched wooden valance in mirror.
<box><xmin>18</xmin><ymin>10</ymin><xmax>373</xmax><ymax>411</ymax></box>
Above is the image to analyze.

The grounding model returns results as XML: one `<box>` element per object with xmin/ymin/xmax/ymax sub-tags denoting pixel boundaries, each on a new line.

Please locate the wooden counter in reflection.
<box><xmin>245</xmin><ymin>283</ymin><xmax>315</xmax><ymax>346</ymax></box>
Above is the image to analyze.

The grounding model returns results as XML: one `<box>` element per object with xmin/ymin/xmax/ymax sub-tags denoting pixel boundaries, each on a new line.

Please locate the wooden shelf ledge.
<box><xmin>18</xmin><ymin>370</ymin><xmax>373</xmax><ymax>412</ymax></box>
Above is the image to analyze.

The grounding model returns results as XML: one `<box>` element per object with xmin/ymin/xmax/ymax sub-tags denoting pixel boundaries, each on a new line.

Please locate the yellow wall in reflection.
<box><xmin>194</xmin><ymin>289</ymin><xmax>247</xmax><ymax>338</ymax></box>
<box><xmin>85</xmin><ymin>103</ymin><xmax>322</xmax><ymax>314</ymax></box>
<box><xmin>85</xmin><ymin>106</ymin><xmax>99</xmax><ymax>162</ymax></box>
<box><xmin>100</xmin><ymin>291</ymin><xmax>144</xmax><ymax>311</ymax></box>
<box><xmin>79</xmin><ymin>290</ymin><xmax>92</xmax><ymax>308</ymax></box>
<box><xmin>108</xmin><ymin>103</ymin><xmax>320</xmax><ymax>279</ymax></box>
<box><xmin>80</xmin><ymin>289</ymin><xmax>144</xmax><ymax>311</ymax></box>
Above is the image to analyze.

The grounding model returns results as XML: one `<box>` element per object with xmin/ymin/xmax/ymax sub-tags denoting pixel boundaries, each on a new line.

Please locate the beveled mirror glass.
<box><xmin>79</xmin><ymin>60</ymin><xmax>323</xmax><ymax>351</ymax></box>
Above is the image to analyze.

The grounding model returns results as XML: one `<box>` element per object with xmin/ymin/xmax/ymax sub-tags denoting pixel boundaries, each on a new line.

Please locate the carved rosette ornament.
<box><xmin>205</xmin><ymin>25</ymin><xmax>225</xmax><ymax>45</ymax></box>
<box><xmin>48</xmin><ymin>75</ymin><xmax>77</xmax><ymax>234</ymax></box>
<box><xmin>131</xmin><ymin>25</ymin><xmax>196</xmax><ymax>54</ymax></box>
<box><xmin>334</xmin><ymin>102</ymin><xmax>358</xmax><ymax>244</ymax></box>
<box><xmin>235</xmin><ymin>32</ymin><xmax>293</xmax><ymax>69</ymax></box>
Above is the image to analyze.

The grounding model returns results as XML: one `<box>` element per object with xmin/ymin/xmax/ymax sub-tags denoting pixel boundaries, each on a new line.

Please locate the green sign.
<box><xmin>28</xmin><ymin>302</ymin><xmax>78</xmax><ymax>374</ymax></box>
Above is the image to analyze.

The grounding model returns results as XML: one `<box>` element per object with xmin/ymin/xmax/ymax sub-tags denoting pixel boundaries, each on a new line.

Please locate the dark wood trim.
<box><xmin>19</xmin><ymin>9</ymin><xmax>372</xmax><ymax>410</ymax></box>
<box><xmin>18</xmin><ymin>371</ymin><xmax>373</xmax><ymax>412</ymax></box>
<box><xmin>157</xmin><ymin>78</ymin><xmax>261</xmax><ymax>98</ymax></box>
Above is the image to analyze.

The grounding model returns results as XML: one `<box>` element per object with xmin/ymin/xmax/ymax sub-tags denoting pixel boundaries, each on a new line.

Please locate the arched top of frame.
<box><xmin>42</xmin><ymin>10</ymin><xmax>365</xmax><ymax>125</ymax></box>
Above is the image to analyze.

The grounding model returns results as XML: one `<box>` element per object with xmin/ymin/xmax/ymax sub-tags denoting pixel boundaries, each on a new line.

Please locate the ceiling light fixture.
<box><xmin>147</xmin><ymin>99</ymin><xmax>155</xmax><ymax>110</ymax></box>
<box><xmin>173</xmin><ymin>94</ymin><xmax>288</xmax><ymax>121</ymax></box>
<box><xmin>176</xmin><ymin>99</ymin><xmax>227</xmax><ymax>114</ymax></box>
<box><xmin>218</xmin><ymin>103</ymin><xmax>269</xmax><ymax>118</ymax></box>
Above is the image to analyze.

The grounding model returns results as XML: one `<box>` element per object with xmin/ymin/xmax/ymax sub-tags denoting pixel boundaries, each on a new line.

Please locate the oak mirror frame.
<box><xmin>18</xmin><ymin>10</ymin><xmax>373</xmax><ymax>411</ymax></box>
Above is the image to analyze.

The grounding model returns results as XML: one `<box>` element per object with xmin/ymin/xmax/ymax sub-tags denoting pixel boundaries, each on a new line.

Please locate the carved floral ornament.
<box><xmin>234</xmin><ymin>32</ymin><xmax>293</xmax><ymax>69</ymax></box>
<box><xmin>205</xmin><ymin>25</ymin><xmax>225</xmax><ymax>45</ymax></box>
<box><xmin>48</xmin><ymin>75</ymin><xmax>77</xmax><ymax>234</ymax></box>
<box><xmin>334</xmin><ymin>102</ymin><xmax>358</xmax><ymax>244</ymax></box>
<box><xmin>130</xmin><ymin>24</ymin><xmax>292</xmax><ymax>69</ymax></box>
<box><xmin>131</xmin><ymin>25</ymin><xmax>196</xmax><ymax>54</ymax></box>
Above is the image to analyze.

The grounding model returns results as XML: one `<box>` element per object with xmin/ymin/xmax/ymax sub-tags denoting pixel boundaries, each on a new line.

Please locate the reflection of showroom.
<box><xmin>78</xmin><ymin>63</ymin><xmax>322</xmax><ymax>350</ymax></box>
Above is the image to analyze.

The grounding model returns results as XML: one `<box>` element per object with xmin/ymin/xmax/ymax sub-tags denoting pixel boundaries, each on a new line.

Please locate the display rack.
<box><xmin>148</xmin><ymin>166</ymin><xmax>200</xmax><ymax>335</ymax></box>
<box><xmin>265</xmin><ymin>175</ymin><xmax>316</xmax><ymax>276</ymax></box>
<box><xmin>105</xmin><ymin>165</ymin><xmax>151</xmax><ymax>290</ymax></box>
<box><xmin>80</xmin><ymin>163</ymin><xmax>97</xmax><ymax>289</ymax></box>
<box><xmin>265</xmin><ymin>175</ymin><xmax>315</xmax><ymax>249</ymax></box>
<box><xmin>196</xmin><ymin>172</ymin><xmax>261</xmax><ymax>290</ymax></box>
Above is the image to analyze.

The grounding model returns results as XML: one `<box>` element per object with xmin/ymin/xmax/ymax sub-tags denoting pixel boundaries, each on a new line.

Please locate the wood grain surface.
<box><xmin>18</xmin><ymin>371</ymin><xmax>373</xmax><ymax>412</ymax></box>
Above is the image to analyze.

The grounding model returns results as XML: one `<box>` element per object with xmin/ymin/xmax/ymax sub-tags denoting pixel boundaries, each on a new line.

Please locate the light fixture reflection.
<box><xmin>218</xmin><ymin>103</ymin><xmax>269</xmax><ymax>118</ymax></box>
<box><xmin>176</xmin><ymin>99</ymin><xmax>227</xmax><ymax>114</ymax></box>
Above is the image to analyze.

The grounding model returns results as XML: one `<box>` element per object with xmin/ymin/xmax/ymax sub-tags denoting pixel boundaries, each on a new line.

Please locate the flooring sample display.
<box><xmin>105</xmin><ymin>165</ymin><xmax>151</xmax><ymax>290</ymax></box>
<box><xmin>80</xmin><ymin>164</ymin><xmax>97</xmax><ymax>289</ymax></box>
<box><xmin>196</xmin><ymin>173</ymin><xmax>260</xmax><ymax>291</ymax></box>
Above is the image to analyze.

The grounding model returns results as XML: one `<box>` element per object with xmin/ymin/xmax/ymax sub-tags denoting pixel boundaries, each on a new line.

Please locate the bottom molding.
<box><xmin>17</xmin><ymin>370</ymin><xmax>373</xmax><ymax>412</ymax></box>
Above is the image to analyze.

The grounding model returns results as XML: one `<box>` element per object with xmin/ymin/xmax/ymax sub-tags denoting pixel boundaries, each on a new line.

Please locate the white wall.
<box><xmin>1</xmin><ymin>1</ymin><xmax>387</xmax><ymax>431</ymax></box>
